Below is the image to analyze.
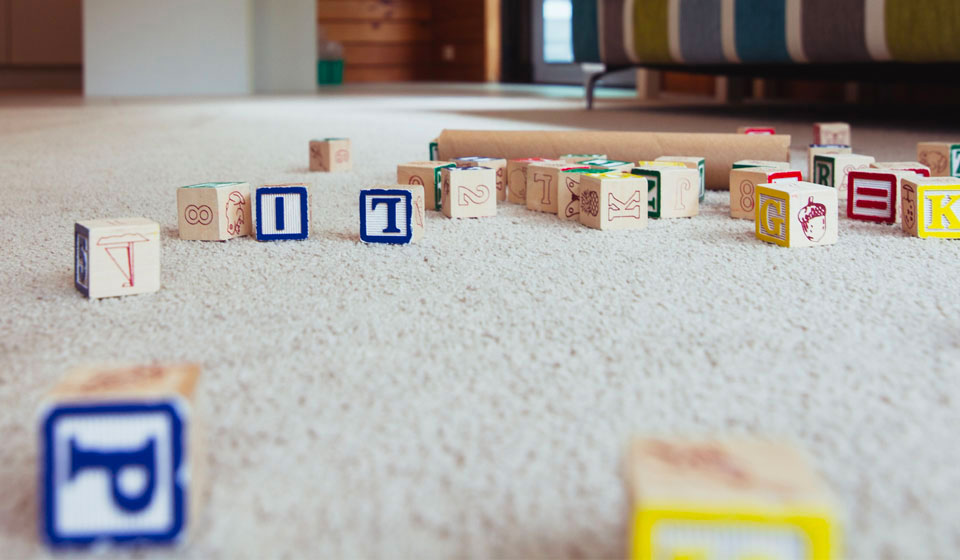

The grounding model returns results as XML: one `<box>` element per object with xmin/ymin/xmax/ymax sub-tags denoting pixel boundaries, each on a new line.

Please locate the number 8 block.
<box><xmin>440</xmin><ymin>166</ymin><xmax>497</xmax><ymax>219</ymax></box>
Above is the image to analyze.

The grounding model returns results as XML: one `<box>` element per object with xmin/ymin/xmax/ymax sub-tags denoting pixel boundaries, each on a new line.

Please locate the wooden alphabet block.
<box><xmin>560</xmin><ymin>153</ymin><xmax>605</xmax><ymax>163</ymax></box>
<box><xmin>737</xmin><ymin>126</ymin><xmax>776</xmax><ymax>135</ymax></box>
<box><xmin>729</xmin><ymin>168</ymin><xmax>803</xmax><ymax>220</ymax></box>
<box><xmin>429</xmin><ymin>138</ymin><xmax>439</xmax><ymax>160</ymax></box>
<box><xmin>575</xmin><ymin>158</ymin><xmax>633</xmax><ymax>173</ymax></box>
<box><xmin>359</xmin><ymin>185</ymin><xmax>425</xmax><ymax>244</ymax></box>
<box><xmin>74</xmin><ymin>218</ymin><xmax>160</xmax><ymax>300</ymax></box>
<box><xmin>625</xmin><ymin>437</ymin><xmax>840</xmax><ymax>560</ymax></box>
<box><xmin>631</xmin><ymin>165</ymin><xmax>700</xmax><ymax>218</ymax></box>
<box><xmin>578</xmin><ymin>173</ymin><xmax>648</xmax><ymax>230</ymax></box>
<box><xmin>656</xmin><ymin>156</ymin><xmax>706</xmax><ymax>201</ymax></box>
<box><xmin>847</xmin><ymin>170</ymin><xmax>918</xmax><ymax>224</ymax></box>
<box><xmin>901</xmin><ymin>176</ymin><xmax>960</xmax><ymax>238</ymax></box>
<box><xmin>732</xmin><ymin>159</ymin><xmax>791</xmax><ymax>171</ymax></box>
<box><xmin>39</xmin><ymin>364</ymin><xmax>203</xmax><ymax>546</ymax></box>
<box><xmin>254</xmin><ymin>184</ymin><xmax>309</xmax><ymax>241</ymax></box>
<box><xmin>526</xmin><ymin>162</ymin><xmax>586</xmax><ymax>213</ymax></box>
<box><xmin>452</xmin><ymin>157</ymin><xmax>507</xmax><ymax>201</ymax></box>
<box><xmin>397</xmin><ymin>161</ymin><xmax>456</xmax><ymax>211</ymax></box>
<box><xmin>557</xmin><ymin>168</ymin><xmax>607</xmax><ymax>221</ymax></box>
<box><xmin>441</xmin><ymin>166</ymin><xmax>497</xmax><ymax>218</ymax></box>
<box><xmin>309</xmin><ymin>138</ymin><xmax>352</xmax><ymax>172</ymax></box>
<box><xmin>917</xmin><ymin>141</ymin><xmax>960</xmax><ymax>177</ymax></box>
<box><xmin>871</xmin><ymin>162</ymin><xmax>930</xmax><ymax>177</ymax></box>
<box><xmin>807</xmin><ymin>145</ymin><xmax>852</xmax><ymax>181</ymax></box>
<box><xmin>813</xmin><ymin>122</ymin><xmax>851</xmax><ymax>146</ymax></box>
<box><xmin>506</xmin><ymin>158</ymin><xmax>561</xmax><ymax>204</ymax></box>
<box><xmin>176</xmin><ymin>182</ymin><xmax>251</xmax><ymax>241</ymax></box>
<box><xmin>755</xmin><ymin>181</ymin><xmax>838</xmax><ymax>248</ymax></box>
<box><xmin>811</xmin><ymin>154</ymin><xmax>876</xmax><ymax>196</ymax></box>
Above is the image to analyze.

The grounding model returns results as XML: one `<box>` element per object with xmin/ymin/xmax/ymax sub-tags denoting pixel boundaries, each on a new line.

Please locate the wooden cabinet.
<box><xmin>0</xmin><ymin>0</ymin><xmax>10</xmax><ymax>63</ymax></box>
<box><xmin>8</xmin><ymin>0</ymin><xmax>82</xmax><ymax>65</ymax></box>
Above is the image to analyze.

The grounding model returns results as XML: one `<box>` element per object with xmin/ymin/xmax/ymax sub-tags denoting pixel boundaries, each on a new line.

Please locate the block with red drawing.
<box><xmin>176</xmin><ymin>182</ymin><xmax>251</xmax><ymax>241</ymax></box>
<box><xmin>755</xmin><ymin>182</ymin><xmax>838</xmax><ymax>248</ymax></box>
<box><xmin>578</xmin><ymin>172</ymin><xmax>648</xmax><ymax>231</ymax></box>
<box><xmin>309</xmin><ymin>138</ymin><xmax>352</xmax><ymax>172</ymax></box>
<box><xmin>440</xmin><ymin>166</ymin><xmax>497</xmax><ymax>219</ymax></box>
<box><xmin>396</xmin><ymin>161</ymin><xmax>456</xmax><ymax>211</ymax></box>
<box><xmin>74</xmin><ymin>218</ymin><xmax>160</xmax><ymax>299</ymax></box>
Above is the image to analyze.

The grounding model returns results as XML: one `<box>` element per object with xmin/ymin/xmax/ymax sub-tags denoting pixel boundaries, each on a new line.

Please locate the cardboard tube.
<box><xmin>436</xmin><ymin>129</ymin><xmax>791</xmax><ymax>190</ymax></box>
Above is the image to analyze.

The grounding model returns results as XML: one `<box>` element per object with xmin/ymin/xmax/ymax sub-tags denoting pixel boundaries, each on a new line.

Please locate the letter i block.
<box><xmin>811</xmin><ymin>154</ymin><xmax>876</xmax><ymax>195</ymax></box>
<box><xmin>729</xmin><ymin>168</ymin><xmax>803</xmax><ymax>220</ymax></box>
<box><xmin>397</xmin><ymin>161</ymin><xmax>456</xmax><ymax>211</ymax></box>
<box><xmin>655</xmin><ymin>156</ymin><xmax>706</xmax><ymax>201</ymax></box>
<box><xmin>359</xmin><ymin>185</ymin><xmax>425</xmax><ymax>244</ymax></box>
<box><xmin>917</xmin><ymin>142</ymin><xmax>960</xmax><ymax>178</ymax></box>
<box><xmin>176</xmin><ymin>182</ymin><xmax>251</xmax><ymax>241</ymax></box>
<box><xmin>847</xmin><ymin>170</ymin><xmax>918</xmax><ymax>224</ymax></box>
<box><xmin>452</xmin><ymin>157</ymin><xmax>507</xmax><ymax>201</ymax></box>
<box><xmin>871</xmin><ymin>162</ymin><xmax>930</xmax><ymax>177</ymax></box>
<box><xmin>625</xmin><ymin>438</ymin><xmax>841</xmax><ymax>560</ymax></box>
<box><xmin>39</xmin><ymin>364</ymin><xmax>203</xmax><ymax>546</ymax></box>
<box><xmin>441</xmin><ymin>166</ymin><xmax>497</xmax><ymax>218</ymax></box>
<box><xmin>631</xmin><ymin>166</ymin><xmax>700</xmax><ymax>218</ymax></box>
<box><xmin>309</xmin><ymin>138</ymin><xmax>351</xmax><ymax>172</ymax></box>
<box><xmin>557</xmin><ymin>168</ymin><xmax>608</xmax><ymax>221</ymax></box>
<box><xmin>578</xmin><ymin>173</ymin><xmax>648</xmax><ymax>230</ymax></box>
<box><xmin>756</xmin><ymin>181</ymin><xmax>838</xmax><ymax>248</ymax></box>
<box><xmin>901</xmin><ymin>177</ymin><xmax>960</xmax><ymax>238</ymax></box>
<box><xmin>74</xmin><ymin>218</ymin><xmax>160</xmax><ymax>300</ymax></box>
<box><xmin>813</xmin><ymin>122</ymin><xmax>851</xmax><ymax>146</ymax></box>
<box><xmin>526</xmin><ymin>161</ymin><xmax>587</xmax><ymax>213</ymax></box>
<box><xmin>254</xmin><ymin>184</ymin><xmax>309</xmax><ymax>241</ymax></box>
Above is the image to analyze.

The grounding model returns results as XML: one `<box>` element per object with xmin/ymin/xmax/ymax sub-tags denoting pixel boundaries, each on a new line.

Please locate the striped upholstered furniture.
<box><xmin>573</xmin><ymin>0</ymin><xmax>960</xmax><ymax>104</ymax></box>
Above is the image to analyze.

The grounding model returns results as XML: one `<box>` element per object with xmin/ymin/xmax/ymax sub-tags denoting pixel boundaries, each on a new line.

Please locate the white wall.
<box><xmin>251</xmin><ymin>0</ymin><xmax>316</xmax><ymax>93</ymax></box>
<box><xmin>84</xmin><ymin>0</ymin><xmax>254</xmax><ymax>96</ymax></box>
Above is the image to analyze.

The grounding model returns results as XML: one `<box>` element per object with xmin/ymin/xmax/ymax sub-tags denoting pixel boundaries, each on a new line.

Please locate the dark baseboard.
<box><xmin>0</xmin><ymin>66</ymin><xmax>82</xmax><ymax>90</ymax></box>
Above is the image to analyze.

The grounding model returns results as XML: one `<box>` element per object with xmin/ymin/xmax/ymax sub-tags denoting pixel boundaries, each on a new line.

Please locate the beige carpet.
<box><xmin>1</xmin><ymin>84</ymin><xmax>959</xmax><ymax>559</ymax></box>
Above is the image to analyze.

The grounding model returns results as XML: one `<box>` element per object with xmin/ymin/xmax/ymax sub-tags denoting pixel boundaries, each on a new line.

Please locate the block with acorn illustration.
<box><xmin>729</xmin><ymin>167</ymin><xmax>803</xmax><ymax>220</ymax></box>
<box><xmin>309</xmin><ymin>138</ymin><xmax>352</xmax><ymax>172</ymax></box>
<box><xmin>578</xmin><ymin>172</ymin><xmax>648</xmax><ymax>230</ymax></box>
<box><xmin>631</xmin><ymin>164</ymin><xmax>700</xmax><ymax>219</ymax></box>
<box><xmin>397</xmin><ymin>161</ymin><xmax>456</xmax><ymax>211</ymax></box>
<box><xmin>916</xmin><ymin>142</ymin><xmax>960</xmax><ymax>178</ymax></box>
<box><xmin>755</xmin><ymin>181</ymin><xmax>838</xmax><ymax>248</ymax></box>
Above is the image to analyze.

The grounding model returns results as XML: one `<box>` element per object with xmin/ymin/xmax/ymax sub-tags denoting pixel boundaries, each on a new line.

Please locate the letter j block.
<box><xmin>359</xmin><ymin>185</ymin><xmax>425</xmax><ymax>244</ymax></box>
<box><xmin>39</xmin><ymin>364</ymin><xmax>203</xmax><ymax>547</ymax></box>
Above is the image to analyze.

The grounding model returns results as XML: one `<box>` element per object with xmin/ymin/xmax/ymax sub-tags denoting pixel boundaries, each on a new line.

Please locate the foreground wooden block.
<box><xmin>737</xmin><ymin>126</ymin><xmax>776</xmax><ymax>135</ymax></box>
<box><xmin>732</xmin><ymin>159</ymin><xmax>791</xmax><ymax>172</ymax></box>
<box><xmin>578</xmin><ymin>173</ymin><xmax>648</xmax><ymax>230</ymax></box>
<box><xmin>397</xmin><ymin>161</ymin><xmax>456</xmax><ymax>211</ymax></box>
<box><xmin>74</xmin><ymin>218</ymin><xmax>160</xmax><ymax>300</ymax></box>
<box><xmin>807</xmin><ymin>144</ymin><xmax>852</xmax><ymax>181</ymax></box>
<box><xmin>813</xmin><ymin>122</ymin><xmax>851</xmax><ymax>146</ymax></box>
<box><xmin>452</xmin><ymin>157</ymin><xmax>508</xmax><ymax>201</ymax></box>
<box><xmin>575</xmin><ymin>157</ymin><xmax>633</xmax><ymax>173</ymax></box>
<box><xmin>560</xmin><ymin>153</ymin><xmax>605</xmax><ymax>163</ymax></box>
<box><xmin>631</xmin><ymin>165</ymin><xmax>700</xmax><ymax>218</ymax></box>
<box><xmin>656</xmin><ymin>156</ymin><xmax>706</xmax><ymax>201</ymax></box>
<box><xmin>871</xmin><ymin>162</ymin><xmax>930</xmax><ymax>177</ymax></box>
<box><xmin>756</xmin><ymin>181</ymin><xmax>838</xmax><ymax>248</ymax></box>
<box><xmin>917</xmin><ymin>142</ymin><xmax>960</xmax><ymax>177</ymax></box>
<box><xmin>176</xmin><ymin>182</ymin><xmax>251</xmax><ymax>241</ymax></box>
<box><xmin>441</xmin><ymin>166</ymin><xmax>497</xmax><ymax>218</ymax></box>
<box><xmin>39</xmin><ymin>364</ymin><xmax>203</xmax><ymax>546</ymax></box>
<box><xmin>729</xmin><ymin>167</ymin><xmax>803</xmax><ymax>220</ymax></box>
<box><xmin>254</xmin><ymin>184</ymin><xmax>309</xmax><ymax>241</ymax></box>
<box><xmin>506</xmin><ymin>158</ymin><xmax>560</xmax><ymax>204</ymax></box>
<box><xmin>526</xmin><ymin>162</ymin><xmax>587</xmax><ymax>213</ymax></box>
<box><xmin>847</xmin><ymin>170</ymin><xmax>918</xmax><ymax>224</ymax></box>
<box><xmin>359</xmin><ymin>185</ymin><xmax>425</xmax><ymax>244</ymax></box>
<box><xmin>309</xmin><ymin>138</ymin><xmax>352</xmax><ymax>172</ymax></box>
<box><xmin>557</xmin><ymin>168</ymin><xmax>607</xmax><ymax>220</ymax></box>
<box><xmin>625</xmin><ymin>437</ymin><xmax>840</xmax><ymax>560</ymax></box>
<box><xmin>901</xmin><ymin>176</ymin><xmax>960</xmax><ymax>238</ymax></box>
<box><xmin>811</xmin><ymin>154</ymin><xmax>876</xmax><ymax>195</ymax></box>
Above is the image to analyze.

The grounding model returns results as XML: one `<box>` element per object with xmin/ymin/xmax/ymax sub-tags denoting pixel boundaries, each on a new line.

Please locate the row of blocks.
<box><xmin>39</xmin><ymin>364</ymin><xmax>841</xmax><ymax>559</ymax></box>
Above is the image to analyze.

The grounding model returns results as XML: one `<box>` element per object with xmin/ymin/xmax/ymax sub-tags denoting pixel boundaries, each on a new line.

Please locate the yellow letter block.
<box><xmin>901</xmin><ymin>177</ymin><xmax>960</xmax><ymax>238</ymax></box>
<box><xmin>755</xmin><ymin>182</ymin><xmax>838</xmax><ymax>248</ymax></box>
<box><xmin>625</xmin><ymin>438</ymin><xmax>841</xmax><ymax>560</ymax></box>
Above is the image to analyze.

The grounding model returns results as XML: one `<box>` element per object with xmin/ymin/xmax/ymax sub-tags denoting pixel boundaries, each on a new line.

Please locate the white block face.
<box><xmin>42</xmin><ymin>402</ymin><xmax>187</xmax><ymax>544</ymax></box>
<box><xmin>758</xmin><ymin>192</ymin><xmax>788</xmax><ymax>241</ymax></box>
<box><xmin>652</xmin><ymin>521</ymin><xmax>809</xmax><ymax>560</ymax></box>
<box><xmin>922</xmin><ymin>187</ymin><xmax>960</xmax><ymax>235</ymax></box>
<box><xmin>258</xmin><ymin>194</ymin><xmax>303</xmax><ymax>236</ymax></box>
<box><xmin>850</xmin><ymin>176</ymin><xmax>895</xmax><ymax>219</ymax></box>
<box><xmin>75</xmin><ymin>219</ymin><xmax>161</xmax><ymax>299</ymax></box>
<box><xmin>360</xmin><ymin>190</ymin><xmax>412</xmax><ymax>244</ymax></box>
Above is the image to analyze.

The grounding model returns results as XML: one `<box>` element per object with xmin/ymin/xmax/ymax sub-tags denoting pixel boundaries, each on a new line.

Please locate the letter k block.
<box><xmin>359</xmin><ymin>186</ymin><xmax>425</xmax><ymax>244</ymax></box>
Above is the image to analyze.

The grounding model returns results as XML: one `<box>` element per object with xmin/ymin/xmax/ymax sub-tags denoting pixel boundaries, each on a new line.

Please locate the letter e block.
<box><xmin>901</xmin><ymin>177</ymin><xmax>960</xmax><ymax>238</ymax></box>
<box><xmin>74</xmin><ymin>218</ymin><xmax>160</xmax><ymax>300</ymax></box>
<box><xmin>39</xmin><ymin>364</ymin><xmax>203</xmax><ymax>546</ymax></box>
<box><xmin>441</xmin><ymin>167</ymin><xmax>497</xmax><ymax>218</ymax></box>
<box><xmin>177</xmin><ymin>182</ymin><xmax>251</xmax><ymax>241</ymax></box>
<box><xmin>625</xmin><ymin>438</ymin><xmax>840</xmax><ymax>560</ymax></box>
<box><xmin>917</xmin><ymin>142</ymin><xmax>960</xmax><ymax>178</ymax></box>
<box><xmin>847</xmin><ymin>170</ymin><xmax>918</xmax><ymax>224</ymax></box>
<box><xmin>309</xmin><ymin>138</ymin><xmax>352</xmax><ymax>172</ymax></box>
<box><xmin>579</xmin><ymin>173</ymin><xmax>648</xmax><ymax>230</ymax></box>
<box><xmin>729</xmin><ymin>168</ymin><xmax>803</xmax><ymax>220</ymax></box>
<box><xmin>397</xmin><ymin>161</ymin><xmax>455</xmax><ymax>211</ymax></box>
<box><xmin>359</xmin><ymin>186</ymin><xmax>424</xmax><ymax>244</ymax></box>
<box><xmin>254</xmin><ymin>184</ymin><xmax>309</xmax><ymax>241</ymax></box>
<box><xmin>756</xmin><ymin>181</ymin><xmax>838</xmax><ymax>248</ymax></box>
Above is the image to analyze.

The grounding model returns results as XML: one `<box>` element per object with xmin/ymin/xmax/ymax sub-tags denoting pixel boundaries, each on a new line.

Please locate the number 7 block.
<box><xmin>526</xmin><ymin>162</ymin><xmax>588</xmax><ymax>213</ymax></box>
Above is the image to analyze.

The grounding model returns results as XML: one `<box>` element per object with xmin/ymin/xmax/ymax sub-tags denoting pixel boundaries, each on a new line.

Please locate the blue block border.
<box><xmin>74</xmin><ymin>223</ymin><xmax>89</xmax><ymax>298</ymax></box>
<box><xmin>41</xmin><ymin>401</ymin><xmax>186</xmax><ymax>547</ymax></box>
<box><xmin>255</xmin><ymin>186</ymin><xmax>309</xmax><ymax>241</ymax></box>
<box><xmin>359</xmin><ymin>189</ymin><xmax>413</xmax><ymax>244</ymax></box>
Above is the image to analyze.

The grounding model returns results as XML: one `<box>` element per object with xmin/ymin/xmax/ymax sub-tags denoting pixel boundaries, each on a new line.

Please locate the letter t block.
<box><xmin>359</xmin><ymin>186</ymin><xmax>425</xmax><ymax>244</ymax></box>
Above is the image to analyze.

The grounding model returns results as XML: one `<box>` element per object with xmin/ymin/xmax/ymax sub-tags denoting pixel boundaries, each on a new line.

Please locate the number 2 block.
<box><xmin>74</xmin><ymin>218</ymin><xmax>160</xmax><ymax>300</ymax></box>
<box><xmin>359</xmin><ymin>185</ymin><xmax>425</xmax><ymax>244</ymax></box>
<box><xmin>254</xmin><ymin>184</ymin><xmax>309</xmax><ymax>241</ymax></box>
<box><xmin>631</xmin><ymin>166</ymin><xmax>700</xmax><ymax>218</ymax></box>
<box><xmin>39</xmin><ymin>364</ymin><xmax>203</xmax><ymax>546</ymax></box>
<box><xmin>441</xmin><ymin>167</ymin><xmax>497</xmax><ymax>218</ymax></box>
